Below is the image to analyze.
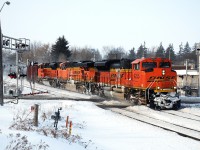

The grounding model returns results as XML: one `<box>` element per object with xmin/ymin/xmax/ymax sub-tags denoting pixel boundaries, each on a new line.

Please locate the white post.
<box><xmin>196</xmin><ymin>43</ymin><xmax>200</xmax><ymax>96</ymax></box>
<box><xmin>185</xmin><ymin>59</ymin><xmax>188</xmax><ymax>86</ymax></box>
<box><xmin>16</xmin><ymin>50</ymin><xmax>19</xmax><ymax>98</ymax></box>
<box><xmin>199</xmin><ymin>53</ymin><xmax>200</xmax><ymax>96</ymax></box>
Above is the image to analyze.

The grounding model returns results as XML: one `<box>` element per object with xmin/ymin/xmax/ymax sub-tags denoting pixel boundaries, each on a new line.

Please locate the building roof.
<box><xmin>175</xmin><ymin>70</ymin><xmax>199</xmax><ymax>76</ymax></box>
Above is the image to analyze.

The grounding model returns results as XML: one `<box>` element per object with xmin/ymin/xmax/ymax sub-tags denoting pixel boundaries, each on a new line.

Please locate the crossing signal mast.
<box><xmin>1</xmin><ymin>34</ymin><xmax>30</xmax><ymax>105</ymax></box>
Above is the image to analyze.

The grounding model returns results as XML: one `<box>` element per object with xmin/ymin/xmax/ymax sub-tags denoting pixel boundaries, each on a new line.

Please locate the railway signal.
<box><xmin>2</xmin><ymin>35</ymin><xmax>30</xmax><ymax>51</ymax></box>
<box><xmin>1</xmin><ymin>34</ymin><xmax>30</xmax><ymax>104</ymax></box>
<box><xmin>8</xmin><ymin>72</ymin><xmax>17</xmax><ymax>79</ymax></box>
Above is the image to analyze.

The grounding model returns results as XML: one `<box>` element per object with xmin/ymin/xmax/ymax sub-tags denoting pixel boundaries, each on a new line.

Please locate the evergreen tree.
<box><xmin>137</xmin><ymin>43</ymin><xmax>147</xmax><ymax>58</ymax></box>
<box><xmin>188</xmin><ymin>44</ymin><xmax>198</xmax><ymax>67</ymax></box>
<box><xmin>183</xmin><ymin>42</ymin><xmax>191</xmax><ymax>59</ymax></box>
<box><xmin>128</xmin><ymin>47</ymin><xmax>136</xmax><ymax>60</ymax></box>
<box><xmin>105</xmin><ymin>47</ymin><xmax>125</xmax><ymax>59</ymax></box>
<box><xmin>156</xmin><ymin>42</ymin><xmax>165</xmax><ymax>58</ymax></box>
<box><xmin>177</xmin><ymin>43</ymin><xmax>184</xmax><ymax>61</ymax></box>
<box><xmin>165</xmin><ymin>44</ymin><xmax>176</xmax><ymax>61</ymax></box>
<box><xmin>51</xmin><ymin>36</ymin><xmax>71</xmax><ymax>62</ymax></box>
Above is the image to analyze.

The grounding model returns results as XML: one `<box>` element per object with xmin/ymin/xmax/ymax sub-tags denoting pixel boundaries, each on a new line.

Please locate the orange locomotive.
<box><xmin>27</xmin><ymin>57</ymin><xmax>180</xmax><ymax>109</ymax></box>
<box><xmin>123</xmin><ymin>58</ymin><xmax>180</xmax><ymax>109</ymax></box>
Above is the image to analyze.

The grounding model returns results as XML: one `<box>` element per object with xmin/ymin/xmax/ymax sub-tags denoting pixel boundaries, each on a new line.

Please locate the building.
<box><xmin>172</xmin><ymin>63</ymin><xmax>198</xmax><ymax>96</ymax></box>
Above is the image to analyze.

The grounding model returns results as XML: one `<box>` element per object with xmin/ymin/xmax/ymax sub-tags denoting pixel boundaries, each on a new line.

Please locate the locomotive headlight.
<box><xmin>162</xmin><ymin>70</ymin><xmax>165</xmax><ymax>76</ymax></box>
<box><xmin>174</xmin><ymin>86</ymin><xmax>177</xmax><ymax>89</ymax></box>
<box><xmin>157</xmin><ymin>86</ymin><xmax>160</xmax><ymax>90</ymax></box>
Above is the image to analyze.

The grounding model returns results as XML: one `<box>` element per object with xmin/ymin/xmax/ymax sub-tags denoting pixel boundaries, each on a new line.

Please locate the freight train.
<box><xmin>26</xmin><ymin>57</ymin><xmax>181</xmax><ymax>110</ymax></box>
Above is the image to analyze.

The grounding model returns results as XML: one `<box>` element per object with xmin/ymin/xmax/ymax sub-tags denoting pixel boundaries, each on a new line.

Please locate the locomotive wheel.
<box><xmin>133</xmin><ymin>99</ymin><xmax>139</xmax><ymax>105</ymax></box>
<box><xmin>76</xmin><ymin>85</ymin><xmax>86</xmax><ymax>94</ymax></box>
<box><xmin>77</xmin><ymin>86</ymin><xmax>81</xmax><ymax>93</ymax></box>
<box><xmin>155</xmin><ymin>106</ymin><xmax>161</xmax><ymax>111</ymax></box>
<box><xmin>49</xmin><ymin>81</ymin><xmax>53</xmax><ymax>86</ymax></box>
<box><xmin>173</xmin><ymin>101</ymin><xmax>181</xmax><ymax>110</ymax></box>
<box><xmin>173</xmin><ymin>105</ymin><xmax>178</xmax><ymax>110</ymax></box>
<box><xmin>124</xmin><ymin>94</ymin><xmax>130</xmax><ymax>100</ymax></box>
<box><xmin>149</xmin><ymin>100</ymin><xmax>155</xmax><ymax>109</ymax></box>
<box><xmin>52</xmin><ymin>81</ymin><xmax>57</xmax><ymax>88</ymax></box>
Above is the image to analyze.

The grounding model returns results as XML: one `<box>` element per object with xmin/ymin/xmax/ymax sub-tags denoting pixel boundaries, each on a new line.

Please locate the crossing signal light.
<box><xmin>3</xmin><ymin>39</ymin><xmax>10</xmax><ymax>46</ymax></box>
<box><xmin>8</xmin><ymin>72</ymin><xmax>17</xmax><ymax>79</ymax></box>
<box><xmin>20</xmin><ymin>74</ymin><xmax>27</xmax><ymax>78</ymax></box>
<box><xmin>21</xmin><ymin>43</ymin><xmax>29</xmax><ymax>48</ymax></box>
<box><xmin>13</xmin><ymin>43</ymin><xmax>29</xmax><ymax>49</ymax></box>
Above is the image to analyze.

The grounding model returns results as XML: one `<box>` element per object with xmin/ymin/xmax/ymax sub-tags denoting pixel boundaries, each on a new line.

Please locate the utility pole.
<box><xmin>185</xmin><ymin>59</ymin><xmax>188</xmax><ymax>86</ymax></box>
<box><xmin>197</xmin><ymin>43</ymin><xmax>200</xmax><ymax>96</ymax></box>
<box><xmin>0</xmin><ymin>22</ymin><xmax>3</xmax><ymax>106</ymax></box>
<box><xmin>0</xmin><ymin>1</ymin><xmax>10</xmax><ymax>106</ymax></box>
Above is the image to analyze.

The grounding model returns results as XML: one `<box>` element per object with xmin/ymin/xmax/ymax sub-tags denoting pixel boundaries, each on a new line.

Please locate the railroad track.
<box><xmin>108</xmin><ymin>107</ymin><xmax>200</xmax><ymax>141</ymax></box>
<box><xmin>162</xmin><ymin>110</ymin><xmax>200</xmax><ymax>122</ymax></box>
<box><xmin>124</xmin><ymin>107</ymin><xmax>200</xmax><ymax>131</ymax></box>
<box><xmin>4</xmin><ymin>78</ymin><xmax>103</xmax><ymax>102</ymax></box>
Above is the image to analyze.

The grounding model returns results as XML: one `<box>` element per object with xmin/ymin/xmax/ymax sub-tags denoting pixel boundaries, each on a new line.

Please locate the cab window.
<box><xmin>142</xmin><ymin>62</ymin><xmax>157</xmax><ymax>69</ymax></box>
<box><xmin>134</xmin><ymin>63</ymin><xmax>140</xmax><ymax>70</ymax></box>
<box><xmin>159</xmin><ymin>62</ymin><xmax>170</xmax><ymax>68</ymax></box>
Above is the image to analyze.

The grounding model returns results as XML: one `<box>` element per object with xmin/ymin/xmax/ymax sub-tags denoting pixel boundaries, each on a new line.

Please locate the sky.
<box><xmin>1</xmin><ymin>0</ymin><xmax>200</xmax><ymax>54</ymax></box>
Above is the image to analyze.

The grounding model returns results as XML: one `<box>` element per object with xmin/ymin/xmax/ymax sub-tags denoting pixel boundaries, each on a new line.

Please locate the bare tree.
<box><xmin>70</xmin><ymin>46</ymin><xmax>102</xmax><ymax>62</ymax></box>
<box><xmin>22</xmin><ymin>42</ymin><xmax>51</xmax><ymax>63</ymax></box>
<box><xmin>147</xmin><ymin>46</ymin><xmax>157</xmax><ymax>58</ymax></box>
<box><xmin>103</xmin><ymin>46</ymin><xmax>126</xmax><ymax>59</ymax></box>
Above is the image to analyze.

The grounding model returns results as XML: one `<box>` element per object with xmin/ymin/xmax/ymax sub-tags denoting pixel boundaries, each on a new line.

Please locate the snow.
<box><xmin>1</xmin><ymin>77</ymin><xmax>200</xmax><ymax>149</ymax></box>
<box><xmin>175</xmin><ymin>70</ymin><xmax>198</xmax><ymax>76</ymax></box>
<box><xmin>126</xmin><ymin>105</ymin><xmax>200</xmax><ymax>130</ymax></box>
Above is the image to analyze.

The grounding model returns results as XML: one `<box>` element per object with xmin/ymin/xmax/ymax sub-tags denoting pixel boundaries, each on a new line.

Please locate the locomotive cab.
<box><xmin>124</xmin><ymin>57</ymin><xmax>181</xmax><ymax>110</ymax></box>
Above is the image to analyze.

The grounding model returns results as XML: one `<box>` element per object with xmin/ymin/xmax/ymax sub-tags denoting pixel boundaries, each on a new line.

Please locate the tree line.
<box><xmin>3</xmin><ymin>35</ymin><xmax>198</xmax><ymax>68</ymax></box>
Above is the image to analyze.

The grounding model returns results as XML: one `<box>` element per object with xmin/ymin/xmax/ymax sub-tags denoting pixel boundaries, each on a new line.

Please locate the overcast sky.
<box><xmin>1</xmin><ymin>0</ymin><xmax>200</xmax><ymax>53</ymax></box>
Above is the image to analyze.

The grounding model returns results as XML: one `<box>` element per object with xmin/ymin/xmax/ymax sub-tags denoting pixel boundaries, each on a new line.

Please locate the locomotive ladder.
<box><xmin>146</xmin><ymin>80</ymin><xmax>156</xmax><ymax>101</ymax></box>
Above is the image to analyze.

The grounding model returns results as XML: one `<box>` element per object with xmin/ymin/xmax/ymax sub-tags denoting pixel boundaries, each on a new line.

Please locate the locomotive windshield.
<box><xmin>159</xmin><ymin>62</ymin><xmax>170</xmax><ymax>68</ymax></box>
<box><xmin>142</xmin><ymin>62</ymin><xmax>157</xmax><ymax>68</ymax></box>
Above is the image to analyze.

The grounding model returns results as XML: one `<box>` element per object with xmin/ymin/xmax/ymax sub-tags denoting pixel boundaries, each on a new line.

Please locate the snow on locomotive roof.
<box><xmin>131</xmin><ymin>57</ymin><xmax>170</xmax><ymax>64</ymax></box>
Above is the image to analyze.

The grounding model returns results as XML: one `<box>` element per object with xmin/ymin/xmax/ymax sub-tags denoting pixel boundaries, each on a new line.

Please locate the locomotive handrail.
<box><xmin>172</xmin><ymin>79</ymin><xmax>182</xmax><ymax>92</ymax></box>
<box><xmin>146</xmin><ymin>80</ymin><xmax>156</xmax><ymax>100</ymax></box>
<box><xmin>146</xmin><ymin>78</ymin><xmax>178</xmax><ymax>101</ymax></box>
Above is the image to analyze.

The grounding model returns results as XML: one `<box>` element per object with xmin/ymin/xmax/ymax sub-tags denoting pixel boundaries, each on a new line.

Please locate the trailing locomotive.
<box><xmin>26</xmin><ymin>57</ymin><xmax>181</xmax><ymax>110</ymax></box>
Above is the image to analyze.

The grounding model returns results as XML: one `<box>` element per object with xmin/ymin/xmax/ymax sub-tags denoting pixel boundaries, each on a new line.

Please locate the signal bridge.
<box><xmin>2</xmin><ymin>35</ymin><xmax>30</xmax><ymax>51</ymax></box>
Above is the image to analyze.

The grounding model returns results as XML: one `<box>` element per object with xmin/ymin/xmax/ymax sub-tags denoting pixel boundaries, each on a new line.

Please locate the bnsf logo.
<box><xmin>148</xmin><ymin>76</ymin><xmax>175</xmax><ymax>81</ymax></box>
<box><xmin>74</xmin><ymin>71</ymin><xmax>80</xmax><ymax>74</ymax></box>
<box><xmin>111</xmin><ymin>74</ymin><xmax>124</xmax><ymax>78</ymax></box>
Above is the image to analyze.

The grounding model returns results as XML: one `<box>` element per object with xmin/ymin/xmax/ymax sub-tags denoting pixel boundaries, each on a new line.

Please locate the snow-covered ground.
<box><xmin>1</xmin><ymin>77</ymin><xmax>200</xmax><ymax>150</ymax></box>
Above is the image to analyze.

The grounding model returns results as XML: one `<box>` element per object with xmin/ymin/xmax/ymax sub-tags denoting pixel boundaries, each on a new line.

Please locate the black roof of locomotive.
<box><xmin>65</xmin><ymin>62</ymin><xmax>78</xmax><ymax>68</ymax></box>
<box><xmin>94</xmin><ymin>59</ymin><xmax>131</xmax><ymax>70</ymax></box>
<box><xmin>75</xmin><ymin>61</ymin><xmax>94</xmax><ymax>67</ymax></box>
